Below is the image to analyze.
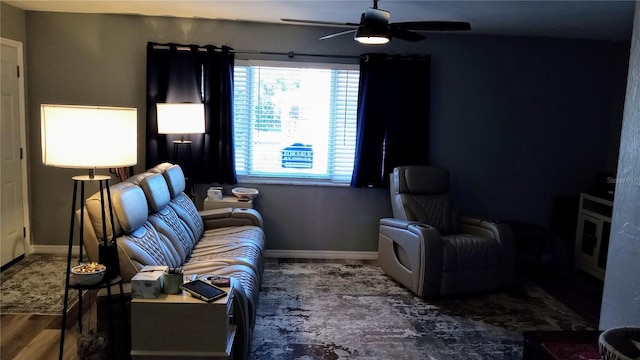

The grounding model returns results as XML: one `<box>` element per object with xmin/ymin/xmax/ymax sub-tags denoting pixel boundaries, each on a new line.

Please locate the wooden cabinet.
<box><xmin>574</xmin><ymin>193</ymin><xmax>613</xmax><ymax>280</ymax></box>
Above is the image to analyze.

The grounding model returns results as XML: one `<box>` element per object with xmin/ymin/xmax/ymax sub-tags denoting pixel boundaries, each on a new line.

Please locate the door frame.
<box><xmin>1</xmin><ymin>37</ymin><xmax>31</xmax><ymax>258</ymax></box>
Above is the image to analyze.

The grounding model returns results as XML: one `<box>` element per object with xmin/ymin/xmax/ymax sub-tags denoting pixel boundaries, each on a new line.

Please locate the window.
<box><xmin>233</xmin><ymin>61</ymin><xmax>359</xmax><ymax>185</ymax></box>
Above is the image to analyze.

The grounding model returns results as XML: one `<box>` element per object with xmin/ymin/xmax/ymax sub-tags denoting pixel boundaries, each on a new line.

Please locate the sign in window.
<box><xmin>281</xmin><ymin>143</ymin><xmax>314</xmax><ymax>169</ymax></box>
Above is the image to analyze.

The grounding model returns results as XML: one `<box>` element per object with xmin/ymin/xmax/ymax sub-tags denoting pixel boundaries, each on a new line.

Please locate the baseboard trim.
<box><xmin>32</xmin><ymin>245</ymin><xmax>80</xmax><ymax>255</ymax></box>
<box><xmin>264</xmin><ymin>250</ymin><xmax>378</xmax><ymax>261</ymax></box>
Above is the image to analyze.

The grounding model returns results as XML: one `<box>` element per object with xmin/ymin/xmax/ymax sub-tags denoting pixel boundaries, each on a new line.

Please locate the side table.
<box><xmin>130</xmin><ymin>283</ymin><xmax>235</xmax><ymax>359</ymax></box>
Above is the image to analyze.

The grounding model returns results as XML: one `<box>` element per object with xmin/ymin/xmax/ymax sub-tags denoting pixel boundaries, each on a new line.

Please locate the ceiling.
<box><xmin>6</xmin><ymin>0</ymin><xmax>637</xmax><ymax>41</ymax></box>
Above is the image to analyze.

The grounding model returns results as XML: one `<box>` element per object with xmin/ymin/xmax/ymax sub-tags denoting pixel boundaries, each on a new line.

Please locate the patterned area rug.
<box><xmin>1</xmin><ymin>254</ymin><xmax>79</xmax><ymax>315</ymax></box>
<box><xmin>250</xmin><ymin>262</ymin><xmax>595</xmax><ymax>360</ymax></box>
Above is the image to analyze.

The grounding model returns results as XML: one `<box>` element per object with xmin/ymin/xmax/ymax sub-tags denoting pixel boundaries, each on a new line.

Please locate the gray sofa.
<box><xmin>82</xmin><ymin>162</ymin><xmax>265</xmax><ymax>358</ymax></box>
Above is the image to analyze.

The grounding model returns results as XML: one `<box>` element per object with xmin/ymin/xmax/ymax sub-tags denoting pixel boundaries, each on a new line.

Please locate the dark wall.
<box><xmin>22</xmin><ymin>11</ymin><xmax>630</xmax><ymax>254</ymax></box>
<box><xmin>428</xmin><ymin>35</ymin><xmax>628</xmax><ymax>226</ymax></box>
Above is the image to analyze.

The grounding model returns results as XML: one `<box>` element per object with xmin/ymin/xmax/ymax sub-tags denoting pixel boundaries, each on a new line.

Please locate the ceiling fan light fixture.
<box><xmin>354</xmin><ymin>26</ymin><xmax>390</xmax><ymax>45</ymax></box>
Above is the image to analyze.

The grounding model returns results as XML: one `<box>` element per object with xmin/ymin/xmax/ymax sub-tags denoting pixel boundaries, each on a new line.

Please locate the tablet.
<box><xmin>179</xmin><ymin>280</ymin><xmax>227</xmax><ymax>302</ymax></box>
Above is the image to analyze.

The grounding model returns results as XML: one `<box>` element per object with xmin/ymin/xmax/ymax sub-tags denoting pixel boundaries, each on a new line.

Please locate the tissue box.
<box><xmin>132</xmin><ymin>265</ymin><xmax>167</xmax><ymax>299</ymax></box>
<box><xmin>207</xmin><ymin>186</ymin><xmax>223</xmax><ymax>200</ymax></box>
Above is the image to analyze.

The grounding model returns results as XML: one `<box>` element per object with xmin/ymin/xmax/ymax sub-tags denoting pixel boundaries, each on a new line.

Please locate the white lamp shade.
<box><xmin>41</xmin><ymin>104</ymin><xmax>138</xmax><ymax>168</ymax></box>
<box><xmin>156</xmin><ymin>103</ymin><xmax>205</xmax><ymax>134</ymax></box>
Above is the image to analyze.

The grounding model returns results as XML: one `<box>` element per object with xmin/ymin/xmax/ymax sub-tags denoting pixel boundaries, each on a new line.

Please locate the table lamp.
<box><xmin>156</xmin><ymin>103</ymin><xmax>205</xmax><ymax>196</ymax></box>
<box><xmin>156</xmin><ymin>102</ymin><xmax>205</xmax><ymax>143</ymax></box>
<box><xmin>41</xmin><ymin>104</ymin><xmax>137</xmax><ymax>360</ymax></box>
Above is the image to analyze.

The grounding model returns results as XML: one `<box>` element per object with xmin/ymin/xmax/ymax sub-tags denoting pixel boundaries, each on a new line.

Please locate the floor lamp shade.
<box><xmin>41</xmin><ymin>104</ymin><xmax>138</xmax><ymax>168</ymax></box>
<box><xmin>156</xmin><ymin>103</ymin><xmax>205</xmax><ymax>134</ymax></box>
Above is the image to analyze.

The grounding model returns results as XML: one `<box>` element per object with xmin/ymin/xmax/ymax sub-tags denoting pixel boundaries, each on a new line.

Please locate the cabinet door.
<box><xmin>596</xmin><ymin>220</ymin><xmax>610</xmax><ymax>271</ymax></box>
<box><xmin>576</xmin><ymin>213</ymin><xmax>602</xmax><ymax>266</ymax></box>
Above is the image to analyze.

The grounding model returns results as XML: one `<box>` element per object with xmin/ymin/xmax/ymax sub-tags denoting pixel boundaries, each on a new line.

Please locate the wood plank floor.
<box><xmin>1</xmin><ymin>258</ymin><xmax>372</xmax><ymax>360</ymax></box>
<box><xmin>1</xmin><ymin>291</ymin><xmax>98</xmax><ymax>360</ymax></box>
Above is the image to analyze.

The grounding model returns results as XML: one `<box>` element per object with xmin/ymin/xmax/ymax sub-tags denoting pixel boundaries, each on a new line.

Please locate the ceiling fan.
<box><xmin>281</xmin><ymin>0</ymin><xmax>471</xmax><ymax>45</ymax></box>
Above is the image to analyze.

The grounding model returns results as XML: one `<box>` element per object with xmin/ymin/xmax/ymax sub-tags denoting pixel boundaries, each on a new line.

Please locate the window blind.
<box><xmin>233</xmin><ymin>62</ymin><xmax>359</xmax><ymax>184</ymax></box>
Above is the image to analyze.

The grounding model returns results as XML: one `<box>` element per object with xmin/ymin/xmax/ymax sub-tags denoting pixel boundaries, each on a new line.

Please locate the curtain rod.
<box><xmin>233</xmin><ymin>50</ymin><xmax>360</xmax><ymax>60</ymax></box>
<box><xmin>233</xmin><ymin>51</ymin><xmax>429</xmax><ymax>62</ymax></box>
<box><xmin>150</xmin><ymin>43</ymin><xmax>428</xmax><ymax>61</ymax></box>
<box><xmin>151</xmin><ymin>44</ymin><xmax>359</xmax><ymax>60</ymax></box>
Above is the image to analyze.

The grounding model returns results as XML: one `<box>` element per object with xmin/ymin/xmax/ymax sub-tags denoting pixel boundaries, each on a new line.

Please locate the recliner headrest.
<box><xmin>161</xmin><ymin>165</ymin><xmax>186</xmax><ymax>199</ymax></box>
<box><xmin>139</xmin><ymin>173</ymin><xmax>171</xmax><ymax>212</ymax></box>
<box><xmin>147</xmin><ymin>162</ymin><xmax>174</xmax><ymax>174</ymax></box>
<box><xmin>126</xmin><ymin>172</ymin><xmax>155</xmax><ymax>186</ymax></box>
<box><xmin>394</xmin><ymin>166</ymin><xmax>450</xmax><ymax>195</ymax></box>
<box><xmin>85</xmin><ymin>181</ymin><xmax>136</xmax><ymax>240</ymax></box>
<box><xmin>147</xmin><ymin>163</ymin><xmax>186</xmax><ymax>199</ymax></box>
<box><xmin>112</xmin><ymin>186</ymin><xmax>149</xmax><ymax>233</ymax></box>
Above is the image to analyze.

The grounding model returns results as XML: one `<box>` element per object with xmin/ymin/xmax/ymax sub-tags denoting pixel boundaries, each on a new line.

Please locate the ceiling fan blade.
<box><xmin>393</xmin><ymin>21</ymin><xmax>471</xmax><ymax>31</ymax></box>
<box><xmin>388</xmin><ymin>27</ymin><xmax>426</xmax><ymax>42</ymax></box>
<box><xmin>281</xmin><ymin>18</ymin><xmax>360</xmax><ymax>27</ymax></box>
<box><xmin>319</xmin><ymin>29</ymin><xmax>357</xmax><ymax>40</ymax></box>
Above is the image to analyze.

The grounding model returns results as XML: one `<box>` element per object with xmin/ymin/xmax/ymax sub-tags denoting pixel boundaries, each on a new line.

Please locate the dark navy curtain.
<box><xmin>146</xmin><ymin>42</ymin><xmax>237</xmax><ymax>184</ymax></box>
<box><xmin>350</xmin><ymin>54</ymin><xmax>431</xmax><ymax>188</ymax></box>
<box><xmin>202</xmin><ymin>45</ymin><xmax>236</xmax><ymax>184</ymax></box>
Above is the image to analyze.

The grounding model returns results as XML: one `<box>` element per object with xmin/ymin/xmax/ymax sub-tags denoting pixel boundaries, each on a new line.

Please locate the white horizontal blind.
<box><xmin>233</xmin><ymin>62</ymin><xmax>359</xmax><ymax>184</ymax></box>
<box><xmin>331</xmin><ymin>70</ymin><xmax>359</xmax><ymax>183</ymax></box>
<box><xmin>233</xmin><ymin>66</ymin><xmax>250</xmax><ymax>173</ymax></box>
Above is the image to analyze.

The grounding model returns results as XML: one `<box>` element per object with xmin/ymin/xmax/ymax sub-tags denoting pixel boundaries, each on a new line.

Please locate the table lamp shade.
<box><xmin>156</xmin><ymin>103</ymin><xmax>205</xmax><ymax>134</ymax></box>
<box><xmin>41</xmin><ymin>104</ymin><xmax>138</xmax><ymax>168</ymax></box>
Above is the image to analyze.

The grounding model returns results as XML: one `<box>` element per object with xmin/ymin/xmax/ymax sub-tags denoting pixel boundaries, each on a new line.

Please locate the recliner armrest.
<box><xmin>379</xmin><ymin>217</ymin><xmax>420</xmax><ymax>229</ymax></box>
<box><xmin>461</xmin><ymin>216</ymin><xmax>515</xmax><ymax>286</ymax></box>
<box><xmin>199</xmin><ymin>208</ymin><xmax>264</xmax><ymax>229</ymax></box>
<box><xmin>379</xmin><ymin>218</ymin><xmax>444</xmax><ymax>297</ymax></box>
<box><xmin>461</xmin><ymin>216</ymin><xmax>512</xmax><ymax>245</ymax></box>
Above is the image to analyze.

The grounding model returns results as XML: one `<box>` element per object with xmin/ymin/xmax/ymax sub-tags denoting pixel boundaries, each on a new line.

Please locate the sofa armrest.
<box><xmin>200</xmin><ymin>208</ymin><xmax>264</xmax><ymax>229</ymax></box>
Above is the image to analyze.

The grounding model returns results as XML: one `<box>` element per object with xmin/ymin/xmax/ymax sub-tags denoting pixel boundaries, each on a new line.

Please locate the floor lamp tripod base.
<box><xmin>59</xmin><ymin>175</ymin><xmax>128</xmax><ymax>360</ymax></box>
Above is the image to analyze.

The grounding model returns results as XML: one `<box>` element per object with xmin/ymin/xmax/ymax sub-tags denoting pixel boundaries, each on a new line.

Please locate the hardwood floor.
<box><xmin>1</xmin><ymin>258</ymin><xmax>371</xmax><ymax>360</ymax></box>
<box><xmin>533</xmin><ymin>262</ymin><xmax>604</xmax><ymax>327</ymax></box>
<box><xmin>1</xmin><ymin>291</ymin><xmax>98</xmax><ymax>360</ymax></box>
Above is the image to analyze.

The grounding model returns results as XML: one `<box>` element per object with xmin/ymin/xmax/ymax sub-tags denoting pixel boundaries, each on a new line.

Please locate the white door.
<box><xmin>1</xmin><ymin>38</ymin><xmax>28</xmax><ymax>268</ymax></box>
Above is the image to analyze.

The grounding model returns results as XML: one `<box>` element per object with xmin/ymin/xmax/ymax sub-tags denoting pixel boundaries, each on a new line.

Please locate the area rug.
<box><xmin>250</xmin><ymin>262</ymin><xmax>595</xmax><ymax>360</ymax></box>
<box><xmin>1</xmin><ymin>254</ymin><xmax>79</xmax><ymax>315</ymax></box>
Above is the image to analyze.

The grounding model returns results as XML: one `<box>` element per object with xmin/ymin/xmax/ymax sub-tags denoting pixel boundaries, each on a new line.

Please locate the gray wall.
<box><xmin>600</xmin><ymin>2</ymin><xmax>640</xmax><ymax>329</ymax></box>
<box><xmin>1</xmin><ymin>2</ymin><xmax>26</xmax><ymax>42</ymax></box>
<box><xmin>21</xmin><ymin>11</ymin><xmax>630</xmax><ymax>255</ymax></box>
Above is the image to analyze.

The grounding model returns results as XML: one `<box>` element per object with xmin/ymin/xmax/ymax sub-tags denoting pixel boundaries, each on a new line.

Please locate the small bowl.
<box><xmin>71</xmin><ymin>263</ymin><xmax>106</xmax><ymax>286</ymax></box>
<box><xmin>232</xmin><ymin>187</ymin><xmax>259</xmax><ymax>201</ymax></box>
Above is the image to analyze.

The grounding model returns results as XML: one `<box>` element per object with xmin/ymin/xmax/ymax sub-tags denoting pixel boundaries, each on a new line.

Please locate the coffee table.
<box><xmin>522</xmin><ymin>330</ymin><xmax>601</xmax><ymax>360</ymax></box>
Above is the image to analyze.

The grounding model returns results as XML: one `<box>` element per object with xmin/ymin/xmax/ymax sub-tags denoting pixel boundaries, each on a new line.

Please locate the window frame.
<box><xmin>233</xmin><ymin>59</ymin><xmax>360</xmax><ymax>187</ymax></box>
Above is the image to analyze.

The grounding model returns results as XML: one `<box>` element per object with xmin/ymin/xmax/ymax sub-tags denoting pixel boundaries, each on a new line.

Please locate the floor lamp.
<box><xmin>41</xmin><ymin>104</ymin><xmax>137</xmax><ymax>360</ymax></box>
<box><xmin>156</xmin><ymin>103</ymin><xmax>205</xmax><ymax>197</ymax></box>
